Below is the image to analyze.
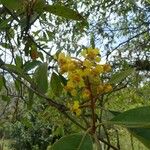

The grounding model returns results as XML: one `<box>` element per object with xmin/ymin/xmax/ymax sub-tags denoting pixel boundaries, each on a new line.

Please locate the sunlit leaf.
<box><xmin>110</xmin><ymin>110</ymin><xmax>150</xmax><ymax>148</ymax></box>
<box><xmin>109</xmin><ymin>106</ymin><xmax>150</xmax><ymax>128</ymax></box>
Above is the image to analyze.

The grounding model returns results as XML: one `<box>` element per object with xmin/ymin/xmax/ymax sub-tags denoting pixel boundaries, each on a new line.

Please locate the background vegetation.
<box><xmin>0</xmin><ymin>0</ymin><xmax>150</xmax><ymax>149</ymax></box>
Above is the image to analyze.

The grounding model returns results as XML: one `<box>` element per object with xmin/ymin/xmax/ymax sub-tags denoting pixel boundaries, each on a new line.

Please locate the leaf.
<box><xmin>50</xmin><ymin>133</ymin><xmax>93</xmax><ymax>150</ymax></box>
<box><xmin>34</xmin><ymin>62</ymin><xmax>48</xmax><ymax>94</ymax></box>
<box><xmin>5</xmin><ymin>64</ymin><xmax>33</xmax><ymax>84</ymax></box>
<box><xmin>14</xmin><ymin>79</ymin><xmax>21</xmax><ymax>91</ymax></box>
<box><xmin>109</xmin><ymin>106</ymin><xmax>150</xmax><ymax>128</ymax></box>
<box><xmin>0</xmin><ymin>75</ymin><xmax>4</xmax><ymax>91</ymax></box>
<box><xmin>27</xmin><ymin>88</ymin><xmax>34</xmax><ymax>110</ymax></box>
<box><xmin>109</xmin><ymin>68</ymin><xmax>135</xmax><ymax>84</ymax></box>
<box><xmin>110</xmin><ymin>110</ymin><xmax>150</xmax><ymax>148</ymax></box>
<box><xmin>1</xmin><ymin>95</ymin><xmax>10</xmax><ymax>102</ymax></box>
<box><xmin>21</xmin><ymin>117</ymin><xmax>32</xmax><ymax>128</ymax></box>
<box><xmin>23</xmin><ymin>60</ymin><xmax>42</xmax><ymax>72</ymax></box>
<box><xmin>15</xmin><ymin>55</ymin><xmax>23</xmax><ymax>69</ymax></box>
<box><xmin>0</xmin><ymin>42</ymin><xmax>11</xmax><ymax>49</ymax></box>
<box><xmin>50</xmin><ymin>72</ymin><xmax>63</xmax><ymax>96</ymax></box>
<box><xmin>33</xmin><ymin>0</ymin><xmax>46</xmax><ymax>13</ymax></box>
<box><xmin>1</xmin><ymin>0</ymin><xmax>23</xmax><ymax>11</ymax></box>
<box><xmin>90</xmin><ymin>33</ymin><xmax>95</xmax><ymax>48</ymax></box>
<box><xmin>0</xmin><ymin>19</ymin><xmax>10</xmax><ymax>30</ymax></box>
<box><xmin>129</xmin><ymin>128</ymin><xmax>150</xmax><ymax>148</ymax></box>
<box><xmin>44</xmin><ymin>4</ymin><xmax>86</xmax><ymax>22</ymax></box>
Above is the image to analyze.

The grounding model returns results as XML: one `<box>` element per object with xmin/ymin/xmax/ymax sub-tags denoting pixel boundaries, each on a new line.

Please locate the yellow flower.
<box><xmin>96</xmin><ymin>85</ymin><xmax>104</xmax><ymax>95</ymax></box>
<box><xmin>83</xmin><ymin>60</ymin><xmax>92</xmax><ymax>68</ymax></box>
<box><xmin>68</xmin><ymin>61</ymin><xmax>77</xmax><ymax>71</ymax></box>
<box><xmin>95</xmin><ymin>56</ymin><xmax>101</xmax><ymax>62</ymax></box>
<box><xmin>60</xmin><ymin>64</ymin><xmax>68</xmax><ymax>74</ymax></box>
<box><xmin>82</xmin><ymin>88</ymin><xmax>91</xmax><ymax>100</ymax></box>
<box><xmin>71</xmin><ymin>89</ymin><xmax>77</xmax><ymax>96</ymax></box>
<box><xmin>72</xmin><ymin>101</ymin><xmax>81</xmax><ymax>116</ymax></box>
<box><xmin>65</xmin><ymin>81</ymin><xmax>75</xmax><ymax>91</ymax></box>
<box><xmin>75</xmin><ymin>109</ymin><xmax>81</xmax><ymax>116</ymax></box>
<box><xmin>103</xmin><ymin>64</ymin><xmax>111</xmax><ymax>72</ymax></box>
<box><xmin>68</xmin><ymin>71</ymin><xmax>85</xmax><ymax>88</ymax></box>
<box><xmin>81</xmin><ymin>48</ymin><xmax>100</xmax><ymax>60</ymax></box>
<box><xmin>91</xmin><ymin>65</ymin><xmax>103</xmax><ymax>76</ymax></box>
<box><xmin>86</xmin><ymin>48</ymin><xmax>99</xmax><ymax>59</ymax></box>
<box><xmin>104</xmin><ymin>84</ymin><xmax>112</xmax><ymax>93</ymax></box>
<box><xmin>83</xmin><ymin>68</ymin><xmax>91</xmax><ymax>76</ymax></box>
<box><xmin>69</xmin><ymin>72</ymin><xmax>81</xmax><ymax>83</ymax></box>
<box><xmin>58</xmin><ymin>52</ymin><xmax>66</xmax><ymax>64</ymax></box>
<box><xmin>73</xmin><ymin>101</ymin><xmax>79</xmax><ymax>109</ymax></box>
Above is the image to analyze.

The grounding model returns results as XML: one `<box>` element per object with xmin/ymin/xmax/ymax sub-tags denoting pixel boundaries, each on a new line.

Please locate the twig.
<box><xmin>107</xmin><ymin>29</ymin><xmax>150</xmax><ymax>59</ymax></box>
<box><xmin>97</xmin><ymin>136</ymin><xmax>119</xmax><ymax>150</ymax></box>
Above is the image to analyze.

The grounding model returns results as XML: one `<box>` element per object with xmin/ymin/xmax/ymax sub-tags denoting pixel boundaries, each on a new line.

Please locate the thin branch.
<box><xmin>107</xmin><ymin>29</ymin><xmax>150</xmax><ymax>58</ymax></box>
<box><xmin>27</xmin><ymin>34</ymin><xmax>54</xmax><ymax>59</ymax></box>
<box><xmin>97</xmin><ymin>136</ymin><xmax>119</xmax><ymax>150</ymax></box>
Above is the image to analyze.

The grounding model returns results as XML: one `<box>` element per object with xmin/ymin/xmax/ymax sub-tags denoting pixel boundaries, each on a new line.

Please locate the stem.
<box><xmin>86</xmin><ymin>77</ymin><xmax>96</xmax><ymax>133</ymax></box>
<box><xmin>97</xmin><ymin>136</ymin><xmax>119</xmax><ymax>150</ymax></box>
<box><xmin>91</xmin><ymin>97</ymin><xmax>96</xmax><ymax>133</ymax></box>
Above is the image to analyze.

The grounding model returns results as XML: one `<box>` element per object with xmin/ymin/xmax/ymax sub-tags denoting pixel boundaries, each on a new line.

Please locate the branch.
<box><xmin>107</xmin><ymin>29</ymin><xmax>150</xmax><ymax>58</ymax></box>
<box><xmin>27</xmin><ymin>34</ymin><xmax>54</xmax><ymax>59</ymax></box>
<box><xmin>0</xmin><ymin>59</ymin><xmax>86</xmax><ymax>130</ymax></box>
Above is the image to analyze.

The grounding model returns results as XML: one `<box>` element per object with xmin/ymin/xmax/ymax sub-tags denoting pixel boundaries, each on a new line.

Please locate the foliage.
<box><xmin>0</xmin><ymin>0</ymin><xmax>150</xmax><ymax>150</ymax></box>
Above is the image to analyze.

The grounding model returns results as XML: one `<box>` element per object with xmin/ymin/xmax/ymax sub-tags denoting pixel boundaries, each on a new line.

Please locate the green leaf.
<box><xmin>1</xmin><ymin>0</ymin><xmax>23</xmax><ymax>11</ymax></box>
<box><xmin>110</xmin><ymin>110</ymin><xmax>150</xmax><ymax>148</ymax></box>
<box><xmin>5</xmin><ymin>64</ymin><xmax>33</xmax><ymax>84</ymax></box>
<box><xmin>109</xmin><ymin>68</ymin><xmax>135</xmax><ymax>84</ymax></box>
<box><xmin>90</xmin><ymin>33</ymin><xmax>95</xmax><ymax>49</ymax></box>
<box><xmin>14</xmin><ymin>79</ymin><xmax>21</xmax><ymax>91</ymax></box>
<box><xmin>33</xmin><ymin>0</ymin><xmax>46</xmax><ymax>13</ymax></box>
<box><xmin>50</xmin><ymin>72</ymin><xmax>63</xmax><ymax>96</ymax></box>
<box><xmin>0</xmin><ymin>75</ymin><xmax>4</xmax><ymax>91</ymax></box>
<box><xmin>0</xmin><ymin>19</ymin><xmax>10</xmax><ymax>30</ymax></box>
<box><xmin>27</xmin><ymin>88</ymin><xmax>34</xmax><ymax>110</ymax></box>
<box><xmin>44</xmin><ymin>4</ymin><xmax>86</xmax><ymax>22</ymax></box>
<box><xmin>0</xmin><ymin>42</ymin><xmax>11</xmax><ymax>49</ymax></box>
<box><xmin>21</xmin><ymin>117</ymin><xmax>32</xmax><ymax>128</ymax></box>
<box><xmin>51</xmin><ymin>133</ymin><xmax>93</xmax><ymax>150</ymax></box>
<box><xmin>15</xmin><ymin>55</ymin><xmax>23</xmax><ymax>69</ymax></box>
<box><xmin>34</xmin><ymin>62</ymin><xmax>48</xmax><ymax>94</ymax></box>
<box><xmin>109</xmin><ymin>106</ymin><xmax>150</xmax><ymax>128</ymax></box>
<box><xmin>23</xmin><ymin>60</ymin><xmax>42</xmax><ymax>72</ymax></box>
<box><xmin>1</xmin><ymin>95</ymin><xmax>10</xmax><ymax>102</ymax></box>
<box><xmin>129</xmin><ymin>128</ymin><xmax>150</xmax><ymax>148</ymax></box>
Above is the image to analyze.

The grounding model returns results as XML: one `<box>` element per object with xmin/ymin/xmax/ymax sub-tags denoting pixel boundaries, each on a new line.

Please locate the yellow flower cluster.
<box><xmin>57</xmin><ymin>48</ymin><xmax>112</xmax><ymax>115</ymax></box>
<box><xmin>57</xmin><ymin>53</ymin><xmax>78</xmax><ymax>74</ymax></box>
